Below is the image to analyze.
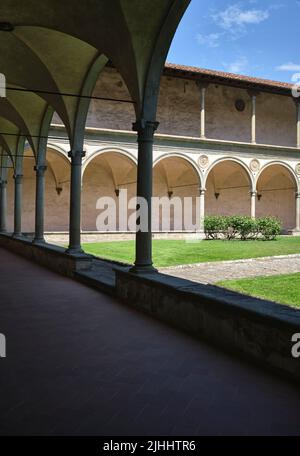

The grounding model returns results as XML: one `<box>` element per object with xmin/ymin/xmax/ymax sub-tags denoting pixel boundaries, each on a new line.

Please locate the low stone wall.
<box><xmin>115</xmin><ymin>269</ymin><xmax>300</xmax><ymax>382</ymax></box>
<box><xmin>43</xmin><ymin>231</ymin><xmax>205</xmax><ymax>245</ymax></box>
<box><xmin>0</xmin><ymin>234</ymin><xmax>92</xmax><ymax>278</ymax></box>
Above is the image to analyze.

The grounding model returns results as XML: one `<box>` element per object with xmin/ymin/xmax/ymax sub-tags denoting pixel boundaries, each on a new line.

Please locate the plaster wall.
<box><xmin>52</xmin><ymin>67</ymin><xmax>298</xmax><ymax>148</ymax></box>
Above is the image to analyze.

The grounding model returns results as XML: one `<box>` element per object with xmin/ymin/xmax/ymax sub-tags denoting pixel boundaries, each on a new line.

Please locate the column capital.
<box><xmin>196</xmin><ymin>81</ymin><xmax>209</xmax><ymax>90</ymax></box>
<box><xmin>247</xmin><ymin>89</ymin><xmax>260</xmax><ymax>98</ymax></box>
<box><xmin>199</xmin><ymin>187</ymin><xmax>206</xmax><ymax>195</ymax></box>
<box><xmin>293</xmin><ymin>97</ymin><xmax>300</xmax><ymax>106</ymax></box>
<box><xmin>68</xmin><ymin>150</ymin><xmax>86</xmax><ymax>159</ymax></box>
<box><xmin>0</xmin><ymin>180</ymin><xmax>7</xmax><ymax>188</ymax></box>
<box><xmin>34</xmin><ymin>165</ymin><xmax>47</xmax><ymax>176</ymax></box>
<box><xmin>13</xmin><ymin>174</ymin><xmax>23</xmax><ymax>183</ymax></box>
<box><xmin>250</xmin><ymin>190</ymin><xmax>257</xmax><ymax>197</ymax></box>
<box><xmin>296</xmin><ymin>192</ymin><xmax>300</xmax><ymax>199</ymax></box>
<box><xmin>132</xmin><ymin>120</ymin><xmax>159</xmax><ymax>140</ymax></box>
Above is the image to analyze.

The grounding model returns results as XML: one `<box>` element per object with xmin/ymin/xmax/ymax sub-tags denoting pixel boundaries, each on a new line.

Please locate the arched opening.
<box><xmin>21</xmin><ymin>149</ymin><xmax>36</xmax><ymax>234</ymax></box>
<box><xmin>153</xmin><ymin>156</ymin><xmax>201</xmax><ymax>231</ymax></box>
<box><xmin>256</xmin><ymin>164</ymin><xmax>297</xmax><ymax>231</ymax></box>
<box><xmin>82</xmin><ymin>151</ymin><xmax>137</xmax><ymax>231</ymax></box>
<box><xmin>6</xmin><ymin>160</ymin><xmax>14</xmax><ymax>233</ymax></box>
<box><xmin>44</xmin><ymin>148</ymin><xmax>70</xmax><ymax>232</ymax></box>
<box><xmin>205</xmin><ymin>160</ymin><xmax>252</xmax><ymax>217</ymax></box>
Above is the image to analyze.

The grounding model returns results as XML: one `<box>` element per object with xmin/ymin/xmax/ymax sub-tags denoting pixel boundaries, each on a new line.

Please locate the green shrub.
<box><xmin>204</xmin><ymin>215</ymin><xmax>281</xmax><ymax>241</ymax></box>
<box><xmin>227</xmin><ymin>216</ymin><xmax>258</xmax><ymax>240</ymax></box>
<box><xmin>257</xmin><ymin>217</ymin><xmax>281</xmax><ymax>240</ymax></box>
<box><xmin>204</xmin><ymin>216</ymin><xmax>228</xmax><ymax>239</ymax></box>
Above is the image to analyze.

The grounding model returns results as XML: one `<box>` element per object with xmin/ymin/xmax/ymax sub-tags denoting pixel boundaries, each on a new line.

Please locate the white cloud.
<box><xmin>213</xmin><ymin>4</ymin><xmax>269</xmax><ymax>33</ymax></box>
<box><xmin>223</xmin><ymin>56</ymin><xmax>249</xmax><ymax>74</ymax></box>
<box><xmin>196</xmin><ymin>33</ymin><xmax>221</xmax><ymax>48</ymax></box>
<box><xmin>276</xmin><ymin>63</ymin><xmax>300</xmax><ymax>72</ymax></box>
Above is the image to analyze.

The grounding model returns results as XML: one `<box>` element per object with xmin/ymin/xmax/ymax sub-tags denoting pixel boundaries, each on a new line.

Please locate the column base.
<box><xmin>129</xmin><ymin>264</ymin><xmax>158</xmax><ymax>275</ymax></box>
<box><xmin>12</xmin><ymin>232</ymin><xmax>23</xmax><ymax>239</ymax></box>
<box><xmin>32</xmin><ymin>237</ymin><xmax>45</xmax><ymax>245</ymax></box>
<box><xmin>290</xmin><ymin>229</ymin><xmax>300</xmax><ymax>236</ymax></box>
<box><xmin>65</xmin><ymin>247</ymin><xmax>85</xmax><ymax>256</ymax></box>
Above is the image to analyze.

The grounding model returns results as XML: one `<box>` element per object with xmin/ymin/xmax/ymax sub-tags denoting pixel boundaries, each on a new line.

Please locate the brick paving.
<box><xmin>1</xmin><ymin>248</ymin><xmax>300</xmax><ymax>436</ymax></box>
<box><xmin>160</xmin><ymin>254</ymin><xmax>300</xmax><ymax>284</ymax></box>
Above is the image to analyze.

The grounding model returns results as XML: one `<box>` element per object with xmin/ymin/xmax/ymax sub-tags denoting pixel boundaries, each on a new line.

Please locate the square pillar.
<box><xmin>196</xmin><ymin>82</ymin><xmax>209</xmax><ymax>139</ymax></box>
<box><xmin>248</xmin><ymin>90</ymin><xmax>260</xmax><ymax>144</ymax></box>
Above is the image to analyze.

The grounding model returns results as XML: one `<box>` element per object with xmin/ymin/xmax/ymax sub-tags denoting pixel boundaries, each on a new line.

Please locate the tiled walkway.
<box><xmin>1</xmin><ymin>247</ymin><xmax>300</xmax><ymax>436</ymax></box>
<box><xmin>160</xmin><ymin>254</ymin><xmax>300</xmax><ymax>284</ymax></box>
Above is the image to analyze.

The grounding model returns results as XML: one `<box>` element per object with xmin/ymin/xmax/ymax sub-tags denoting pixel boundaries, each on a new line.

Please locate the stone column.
<box><xmin>0</xmin><ymin>180</ymin><xmax>7</xmax><ymax>233</ymax></box>
<box><xmin>33</xmin><ymin>165</ymin><xmax>47</xmax><ymax>244</ymax></box>
<box><xmin>296</xmin><ymin>101</ymin><xmax>300</xmax><ymax>149</ymax></box>
<box><xmin>199</xmin><ymin>187</ymin><xmax>206</xmax><ymax>232</ymax></box>
<box><xmin>248</xmin><ymin>90</ymin><xmax>259</xmax><ymax>144</ymax></box>
<box><xmin>250</xmin><ymin>191</ymin><xmax>257</xmax><ymax>219</ymax></box>
<box><xmin>13</xmin><ymin>174</ymin><xmax>23</xmax><ymax>237</ymax></box>
<box><xmin>196</xmin><ymin>82</ymin><xmax>208</xmax><ymax>139</ymax></box>
<box><xmin>295</xmin><ymin>192</ymin><xmax>300</xmax><ymax>232</ymax></box>
<box><xmin>131</xmin><ymin>120</ymin><xmax>158</xmax><ymax>273</ymax></box>
<box><xmin>67</xmin><ymin>150</ymin><xmax>85</xmax><ymax>254</ymax></box>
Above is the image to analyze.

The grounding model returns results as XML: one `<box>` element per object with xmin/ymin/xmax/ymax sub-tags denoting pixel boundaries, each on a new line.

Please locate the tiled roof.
<box><xmin>164</xmin><ymin>62</ymin><xmax>294</xmax><ymax>95</ymax></box>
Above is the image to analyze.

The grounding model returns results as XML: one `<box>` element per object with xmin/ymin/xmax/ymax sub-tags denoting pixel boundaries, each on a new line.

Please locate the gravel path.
<box><xmin>159</xmin><ymin>254</ymin><xmax>300</xmax><ymax>284</ymax></box>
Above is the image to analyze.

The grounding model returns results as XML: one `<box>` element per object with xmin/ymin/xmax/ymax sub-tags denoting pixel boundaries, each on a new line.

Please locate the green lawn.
<box><xmin>82</xmin><ymin>236</ymin><xmax>300</xmax><ymax>268</ymax></box>
<box><xmin>217</xmin><ymin>273</ymin><xmax>300</xmax><ymax>308</ymax></box>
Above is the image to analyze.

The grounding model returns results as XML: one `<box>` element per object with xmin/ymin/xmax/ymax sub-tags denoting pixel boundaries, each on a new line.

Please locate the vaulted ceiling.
<box><xmin>0</xmin><ymin>0</ymin><xmax>191</xmax><ymax>174</ymax></box>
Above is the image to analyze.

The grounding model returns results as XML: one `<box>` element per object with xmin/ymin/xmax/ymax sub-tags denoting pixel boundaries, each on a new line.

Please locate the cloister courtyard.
<box><xmin>1</xmin><ymin>0</ymin><xmax>300</xmax><ymax>440</ymax></box>
<box><xmin>80</xmin><ymin>237</ymin><xmax>300</xmax><ymax>308</ymax></box>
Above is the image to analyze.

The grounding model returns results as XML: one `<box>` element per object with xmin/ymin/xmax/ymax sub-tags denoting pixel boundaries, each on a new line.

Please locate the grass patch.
<box><xmin>82</xmin><ymin>237</ymin><xmax>300</xmax><ymax>268</ymax></box>
<box><xmin>217</xmin><ymin>273</ymin><xmax>300</xmax><ymax>308</ymax></box>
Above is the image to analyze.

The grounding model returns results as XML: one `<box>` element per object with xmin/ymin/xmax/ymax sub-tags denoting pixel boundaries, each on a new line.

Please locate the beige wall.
<box><xmin>52</xmin><ymin>67</ymin><xmax>298</xmax><ymax>148</ymax></box>
<box><xmin>7</xmin><ymin>151</ymin><xmax>70</xmax><ymax>233</ymax></box>
<box><xmin>82</xmin><ymin>152</ymin><xmax>137</xmax><ymax>231</ymax></box>
<box><xmin>257</xmin><ymin>165</ymin><xmax>296</xmax><ymax>230</ymax></box>
<box><xmin>205</xmin><ymin>161</ymin><xmax>251</xmax><ymax>217</ymax></box>
<box><xmin>256</xmin><ymin>93</ymin><xmax>296</xmax><ymax>147</ymax></box>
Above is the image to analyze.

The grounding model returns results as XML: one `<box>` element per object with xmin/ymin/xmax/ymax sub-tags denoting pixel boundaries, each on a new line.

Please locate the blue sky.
<box><xmin>168</xmin><ymin>0</ymin><xmax>300</xmax><ymax>83</ymax></box>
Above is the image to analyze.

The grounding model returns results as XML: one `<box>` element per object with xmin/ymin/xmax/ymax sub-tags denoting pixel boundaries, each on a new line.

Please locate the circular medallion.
<box><xmin>198</xmin><ymin>155</ymin><xmax>209</xmax><ymax>168</ymax></box>
<box><xmin>296</xmin><ymin>163</ymin><xmax>300</xmax><ymax>175</ymax></box>
<box><xmin>235</xmin><ymin>99</ymin><xmax>246</xmax><ymax>112</ymax></box>
<box><xmin>250</xmin><ymin>159</ymin><xmax>260</xmax><ymax>173</ymax></box>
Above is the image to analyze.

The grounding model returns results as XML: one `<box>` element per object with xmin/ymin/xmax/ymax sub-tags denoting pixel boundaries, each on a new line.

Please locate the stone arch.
<box><xmin>19</xmin><ymin>148</ymin><xmax>36</xmax><ymax>233</ymax></box>
<box><xmin>44</xmin><ymin>147</ymin><xmax>71</xmax><ymax>232</ymax></box>
<box><xmin>153</xmin><ymin>154</ymin><xmax>201</xmax><ymax>231</ymax></box>
<box><xmin>204</xmin><ymin>157</ymin><xmax>254</xmax><ymax>189</ymax></box>
<box><xmin>82</xmin><ymin>148</ymin><xmax>137</xmax><ymax>177</ymax></box>
<box><xmin>82</xmin><ymin>150</ymin><xmax>137</xmax><ymax>231</ymax></box>
<box><xmin>20</xmin><ymin>146</ymin><xmax>71</xmax><ymax>233</ymax></box>
<box><xmin>205</xmin><ymin>158</ymin><xmax>253</xmax><ymax>217</ymax></box>
<box><xmin>256</xmin><ymin>162</ymin><xmax>298</xmax><ymax>231</ymax></box>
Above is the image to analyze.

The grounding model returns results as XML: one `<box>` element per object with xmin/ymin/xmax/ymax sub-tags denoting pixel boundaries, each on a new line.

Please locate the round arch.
<box><xmin>256</xmin><ymin>162</ymin><xmax>298</xmax><ymax>231</ymax></box>
<box><xmin>154</xmin><ymin>153</ymin><xmax>202</xmax><ymax>186</ymax></box>
<box><xmin>43</xmin><ymin>147</ymin><xmax>71</xmax><ymax>232</ymax></box>
<box><xmin>82</xmin><ymin>150</ymin><xmax>137</xmax><ymax>231</ymax></box>
<box><xmin>153</xmin><ymin>154</ymin><xmax>201</xmax><ymax>232</ymax></box>
<box><xmin>205</xmin><ymin>158</ymin><xmax>253</xmax><ymax>218</ymax></box>
<box><xmin>204</xmin><ymin>157</ymin><xmax>254</xmax><ymax>189</ymax></box>
<box><xmin>256</xmin><ymin>161</ymin><xmax>299</xmax><ymax>192</ymax></box>
<box><xmin>82</xmin><ymin>147</ymin><xmax>137</xmax><ymax>177</ymax></box>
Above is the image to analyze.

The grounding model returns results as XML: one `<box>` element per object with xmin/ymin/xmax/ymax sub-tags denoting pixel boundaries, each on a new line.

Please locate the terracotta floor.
<box><xmin>0</xmin><ymin>247</ymin><xmax>300</xmax><ymax>436</ymax></box>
